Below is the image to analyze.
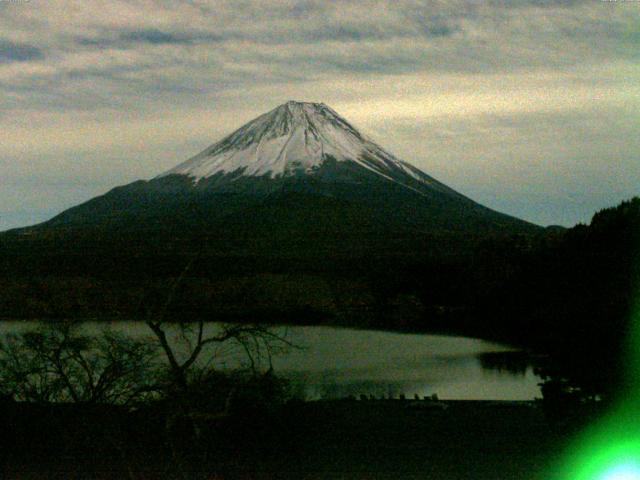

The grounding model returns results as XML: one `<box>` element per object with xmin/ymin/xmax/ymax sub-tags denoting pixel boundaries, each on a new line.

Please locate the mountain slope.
<box><xmin>31</xmin><ymin>100</ymin><xmax>536</xmax><ymax>241</ymax></box>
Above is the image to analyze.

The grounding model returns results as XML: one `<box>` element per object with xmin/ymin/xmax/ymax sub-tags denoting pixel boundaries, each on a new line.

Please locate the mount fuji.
<box><xmin>158</xmin><ymin>100</ymin><xmax>458</xmax><ymax>198</ymax></box>
<box><xmin>11</xmin><ymin>101</ymin><xmax>538</xmax><ymax>259</ymax></box>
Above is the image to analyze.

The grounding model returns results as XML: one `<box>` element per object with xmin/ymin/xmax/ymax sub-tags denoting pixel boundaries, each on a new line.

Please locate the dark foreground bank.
<box><xmin>1</xmin><ymin>397</ymin><xmax>587</xmax><ymax>480</ymax></box>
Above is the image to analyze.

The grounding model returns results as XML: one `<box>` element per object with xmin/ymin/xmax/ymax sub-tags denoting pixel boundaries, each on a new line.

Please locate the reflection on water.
<box><xmin>271</xmin><ymin>327</ymin><xmax>541</xmax><ymax>400</ymax></box>
<box><xmin>0</xmin><ymin>322</ymin><xmax>542</xmax><ymax>401</ymax></box>
<box><xmin>477</xmin><ymin>351</ymin><xmax>532</xmax><ymax>377</ymax></box>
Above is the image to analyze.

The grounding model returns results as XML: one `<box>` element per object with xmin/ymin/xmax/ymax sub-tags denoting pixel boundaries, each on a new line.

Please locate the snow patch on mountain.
<box><xmin>159</xmin><ymin>101</ymin><xmax>438</xmax><ymax>189</ymax></box>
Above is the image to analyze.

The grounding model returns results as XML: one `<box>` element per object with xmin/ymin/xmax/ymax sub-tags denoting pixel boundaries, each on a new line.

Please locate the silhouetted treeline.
<box><xmin>0</xmin><ymin>223</ymin><xmax>540</xmax><ymax>327</ymax></box>
<box><xmin>474</xmin><ymin>197</ymin><xmax>640</xmax><ymax>401</ymax></box>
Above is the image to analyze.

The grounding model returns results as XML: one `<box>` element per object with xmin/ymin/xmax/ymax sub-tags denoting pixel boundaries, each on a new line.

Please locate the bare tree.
<box><xmin>147</xmin><ymin>319</ymin><xmax>293</xmax><ymax>395</ymax></box>
<box><xmin>141</xmin><ymin>255</ymin><xmax>297</xmax><ymax>468</ymax></box>
<box><xmin>144</xmin><ymin>255</ymin><xmax>294</xmax><ymax>398</ymax></box>
<box><xmin>0</xmin><ymin>321</ymin><xmax>160</xmax><ymax>404</ymax></box>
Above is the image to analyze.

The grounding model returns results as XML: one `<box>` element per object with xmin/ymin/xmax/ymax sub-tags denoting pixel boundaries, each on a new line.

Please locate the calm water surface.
<box><xmin>0</xmin><ymin>322</ymin><xmax>541</xmax><ymax>401</ymax></box>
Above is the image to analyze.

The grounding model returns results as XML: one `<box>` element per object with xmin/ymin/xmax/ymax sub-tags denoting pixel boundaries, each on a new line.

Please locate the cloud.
<box><xmin>0</xmin><ymin>39</ymin><xmax>43</xmax><ymax>63</ymax></box>
<box><xmin>76</xmin><ymin>28</ymin><xmax>225</xmax><ymax>49</ymax></box>
<box><xmin>118</xmin><ymin>28</ymin><xmax>196</xmax><ymax>45</ymax></box>
<box><xmin>1</xmin><ymin>1</ymin><xmax>638</xmax><ymax>106</ymax></box>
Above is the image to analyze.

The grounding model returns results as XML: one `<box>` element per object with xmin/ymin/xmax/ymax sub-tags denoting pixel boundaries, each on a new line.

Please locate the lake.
<box><xmin>0</xmin><ymin>321</ymin><xmax>541</xmax><ymax>401</ymax></box>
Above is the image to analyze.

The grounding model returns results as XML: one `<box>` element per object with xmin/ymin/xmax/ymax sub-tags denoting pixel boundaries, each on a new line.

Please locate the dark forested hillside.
<box><xmin>474</xmin><ymin>197</ymin><xmax>640</xmax><ymax>401</ymax></box>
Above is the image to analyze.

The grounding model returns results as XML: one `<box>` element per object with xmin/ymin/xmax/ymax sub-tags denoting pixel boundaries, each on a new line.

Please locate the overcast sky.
<box><xmin>1</xmin><ymin>0</ymin><xmax>639</xmax><ymax>230</ymax></box>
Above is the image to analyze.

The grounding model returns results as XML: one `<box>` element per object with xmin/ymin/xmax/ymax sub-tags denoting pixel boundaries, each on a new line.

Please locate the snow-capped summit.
<box><xmin>159</xmin><ymin>101</ymin><xmax>454</xmax><ymax>196</ymax></box>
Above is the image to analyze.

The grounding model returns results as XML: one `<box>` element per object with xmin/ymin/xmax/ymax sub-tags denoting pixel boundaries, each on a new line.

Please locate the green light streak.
<box><xmin>560</xmin><ymin>435</ymin><xmax>640</xmax><ymax>480</ymax></box>
<box><xmin>556</xmin><ymin>298</ymin><xmax>640</xmax><ymax>479</ymax></box>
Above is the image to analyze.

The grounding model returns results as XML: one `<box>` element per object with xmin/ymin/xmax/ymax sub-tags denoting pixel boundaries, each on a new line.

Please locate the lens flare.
<box><xmin>600</xmin><ymin>463</ymin><xmax>640</xmax><ymax>480</ymax></box>
<box><xmin>556</xmin><ymin>293</ymin><xmax>640</xmax><ymax>479</ymax></box>
<box><xmin>559</xmin><ymin>434</ymin><xmax>640</xmax><ymax>480</ymax></box>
